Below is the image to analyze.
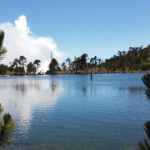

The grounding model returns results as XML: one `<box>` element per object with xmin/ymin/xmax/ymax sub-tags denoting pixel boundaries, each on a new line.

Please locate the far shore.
<box><xmin>1</xmin><ymin>69</ymin><xmax>150</xmax><ymax>76</ymax></box>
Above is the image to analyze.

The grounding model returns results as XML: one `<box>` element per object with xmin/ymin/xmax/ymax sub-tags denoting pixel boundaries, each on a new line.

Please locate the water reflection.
<box><xmin>119</xmin><ymin>87</ymin><xmax>145</xmax><ymax>93</ymax></box>
<box><xmin>50</xmin><ymin>80</ymin><xmax>58</xmax><ymax>92</ymax></box>
<box><xmin>12</xmin><ymin>80</ymin><xmax>41</xmax><ymax>95</ymax></box>
<box><xmin>0</xmin><ymin>74</ymin><xmax>149</xmax><ymax>149</ymax></box>
<box><xmin>14</xmin><ymin>83</ymin><xmax>27</xmax><ymax>95</ymax></box>
<box><xmin>0</xmin><ymin>77</ymin><xmax>63</xmax><ymax>137</ymax></box>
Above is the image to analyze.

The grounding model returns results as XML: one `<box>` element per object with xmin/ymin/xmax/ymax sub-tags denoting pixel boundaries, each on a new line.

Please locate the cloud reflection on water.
<box><xmin>0</xmin><ymin>77</ymin><xmax>63</xmax><ymax>135</ymax></box>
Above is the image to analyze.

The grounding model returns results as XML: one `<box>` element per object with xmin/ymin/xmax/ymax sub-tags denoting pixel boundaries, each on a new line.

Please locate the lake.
<box><xmin>0</xmin><ymin>73</ymin><xmax>150</xmax><ymax>150</ymax></box>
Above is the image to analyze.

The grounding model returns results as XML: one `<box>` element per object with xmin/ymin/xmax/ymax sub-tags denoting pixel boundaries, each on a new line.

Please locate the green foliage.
<box><xmin>59</xmin><ymin>46</ymin><xmax>150</xmax><ymax>73</ymax></box>
<box><xmin>66</xmin><ymin>57</ymin><xmax>71</xmax><ymax>69</ymax></box>
<box><xmin>0</xmin><ymin>64</ymin><xmax>8</xmax><ymax>75</ymax></box>
<box><xmin>1</xmin><ymin>113</ymin><xmax>15</xmax><ymax>132</ymax></box>
<box><xmin>141</xmin><ymin>65</ymin><xmax>150</xmax><ymax>71</ymax></box>
<box><xmin>34</xmin><ymin>59</ymin><xmax>41</xmax><ymax>67</ymax></box>
<box><xmin>144</xmin><ymin>121</ymin><xmax>150</xmax><ymax>140</ymax></box>
<box><xmin>138</xmin><ymin>121</ymin><xmax>150</xmax><ymax>150</ymax></box>
<box><xmin>61</xmin><ymin>62</ymin><xmax>66</xmax><ymax>70</ymax></box>
<box><xmin>103</xmin><ymin>46</ymin><xmax>150</xmax><ymax>72</ymax></box>
<box><xmin>0</xmin><ymin>104</ymin><xmax>16</xmax><ymax>146</ymax></box>
<box><xmin>14</xmin><ymin>66</ymin><xmax>25</xmax><ymax>75</ymax></box>
<box><xmin>71</xmin><ymin>53</ymin><xmax>89</xmax><ymax>70</ymax></box>
<box><xmin>3</xmin><ymin>113</ymin><xmax>11</xmax><ymax>126</ymax></box>
<box><xmin>33</xmin><ymin>59</ymin><xmax>41</xmax><ymax>73</ymax></box>
<box><xmin>45</xmin><ymin>70</ymin><xmax>58</xmax><ymax>75</ymax></box>
<box><xmin>0</xmin><ymin>103</ymin><xmax>4</xmax><ymax>112</ymax></box>
<box><xmin>8</xmin><ymin>57</ymin><xmax>41</xmax><ymax>75</ymax></box>
<box><xmin>9</xmin><ymin>57</ymin><xmax>26</xmax><ymax>75</ymax></box>
<box><xmin>27</xmin><ymin>62</ymin><xmax>36</xmax><ymax>75</ymax></box>
<box><xmin>19</xmin><ymin>56</ymin><xmax>27</xmax><ymax>67</ymax></box>
<box><xmin>138</xmin><ymin>140</ymin><xmax>150</xmax><ymax>150</ymax></box>
<box><xmin>0</xmin><ymin>30</ymin><xmax>7</xmax><ymax>60</ymax></box>
<box><xmin>142</xmin><ymin>74</ymin><xmax>150</xmax><ymax>89</ymax></box>
<box><xmin>49</xmin><ymin>58</ymin><xmax>59</xmax><ymax>72</ymax></box>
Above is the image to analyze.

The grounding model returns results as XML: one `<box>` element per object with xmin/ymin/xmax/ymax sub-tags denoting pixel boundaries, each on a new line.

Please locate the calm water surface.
<box><xmin>0</xmin><ymin>73</ymin><xmax>150</xmax><ymax>150</ymax></box>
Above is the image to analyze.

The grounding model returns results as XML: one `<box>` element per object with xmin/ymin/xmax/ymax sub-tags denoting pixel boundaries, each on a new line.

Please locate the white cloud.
<box><xmin>0</xmin><ymin>15</ymin><xmax>64</xmax><ymax>72</ymax></box>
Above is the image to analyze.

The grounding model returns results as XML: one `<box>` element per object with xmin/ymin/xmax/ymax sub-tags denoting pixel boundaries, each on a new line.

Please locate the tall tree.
<box><xmin>93</xmin><ymin>56</ymin><xmax>97</xmax><ymax>66</ymax></box>
<box><xmin>49</xmin><ymin>58</ymin><xmax>59</xmax><ymax>72</ymax></box>
<box><xmin>33</xmin><ymin>59</ymin><xmax>41</xmax><ymax>73</ymax></box>
<box><xmin>19</xmin><ymin>56</ymin><xmax>27</xmax><ymax>67</ymax></box>
<box><xmin>66</xmin><ymin>58</ymin><xmax>71</xmax><ymax>69</ymax></box>
<box><xmin>98</xmin><ymin>58</ymin><xmax>101</xmax><ymax>65</ymax></box>
<box><xmin>27</xmin><ymin>62</ymin><xmax>36</xmax><ymax>75</ymax></box>
<box><xmin>10</xmin><ymin>56</ymin><xmax>27</xmax><ymax>75</ymax></box>
<box><xmin>80</xmin><ymin>53</ymin><xmax>88</xmax><ymax>69</ymax></box>
<box><xmin>12</xmin><ymin>58</ymin><xmax>20</xmax><ymax>68</ymax></box>
<box><xmin>90</xmin><ymin>58</ymin><xmax>94</xmax><ymax>66</ymax></box>
<box><xmin>61</xmin><ymin>62</ymin><xmax>66</xmax><ymax>70</ymax></box>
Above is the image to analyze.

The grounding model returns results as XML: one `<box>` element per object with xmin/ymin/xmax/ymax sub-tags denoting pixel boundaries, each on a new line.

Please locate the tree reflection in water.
<box><xmin>0</xmin><ymin>103</ymin><xmax>15</xmax><ymax>146</ymax></box>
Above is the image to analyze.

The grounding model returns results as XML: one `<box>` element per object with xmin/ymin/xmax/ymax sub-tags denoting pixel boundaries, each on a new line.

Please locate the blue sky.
<box><xmin>0</xmin><ymin>0</ymin><xmax>150</xmax><ymax>60</ymax></box>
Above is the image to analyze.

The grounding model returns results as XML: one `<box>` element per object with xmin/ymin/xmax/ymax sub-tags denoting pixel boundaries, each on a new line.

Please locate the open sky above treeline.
<box><xmin>0</xmin><ymin>0</ymin><xmax>150</xmax><ymax>71</ymax></box>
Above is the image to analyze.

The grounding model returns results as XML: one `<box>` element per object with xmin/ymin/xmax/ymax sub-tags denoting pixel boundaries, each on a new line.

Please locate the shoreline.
<box><xmin>47</xmin><ymin>69</ymin><xmax>150</xmax><ymax>75</ymax></box>
<box><xmin>0</xmin><ymin>70</ymin><xmax>150</xmax><ymax>76</ymax></box>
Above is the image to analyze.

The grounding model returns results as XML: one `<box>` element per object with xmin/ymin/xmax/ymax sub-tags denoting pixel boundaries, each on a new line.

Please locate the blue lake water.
<box><xmin>0</xmin><ymin>73</ymin><xmax>150</xmax><ymax>150</ymax></box>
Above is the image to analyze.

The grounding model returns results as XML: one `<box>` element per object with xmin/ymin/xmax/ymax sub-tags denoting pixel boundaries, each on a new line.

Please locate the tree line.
<box><xmin>104</xmin><ymin>46</ymin><xmax>150</xmax><ymax>72</ymax></box>
<box><xmin>47</xmin><ymin>45</ymin><xmax>150</xmax><ymax>74</ymax></box>
<box><xmin>1</xmin><ymin>29</ymin><xmax>150</xmax><ymax>75</ymax></box>
<box><xmin>0</xmin><ymin>57</ymin><xmax>41</xmax><ymax>75</ymax></box>
<box><xmin>0</xmin><ymin>30</ymin><xmax>42</xmax><ymax>75</ymax></box>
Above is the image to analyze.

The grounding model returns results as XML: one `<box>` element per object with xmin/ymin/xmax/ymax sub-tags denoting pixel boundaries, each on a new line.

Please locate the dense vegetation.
<box><xmin>9</xmin><ymin>56</ymin><xmax>41</xmax><ymax>75</ymax></box>
<box><xmin>0</xmin><ymin>55</ymin><xmax>41</xmax><ymax>75</ymax></box>
<box><xmin>104</xmin><ymin>46</ymin><xmax>150</xmax><ymax>72</ymax></box>
<box><xmin>55</xmin><ymin>45</ymin><xmax>150</xmax><ymax>74</ymax></box>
